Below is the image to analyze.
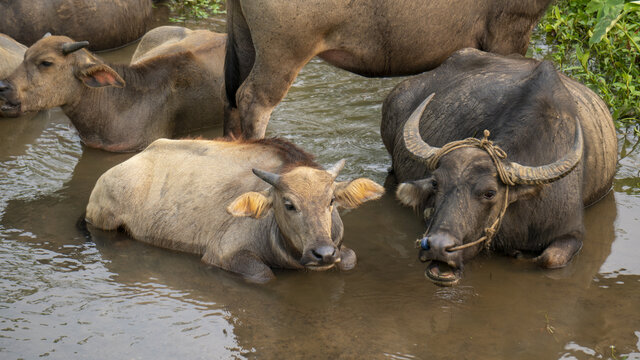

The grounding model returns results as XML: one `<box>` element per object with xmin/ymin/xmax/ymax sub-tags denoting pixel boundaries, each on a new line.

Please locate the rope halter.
<box><xmin>416</xmin><ymin>129</ymin><xmax>513</xmax><ymax>252</ymax></box>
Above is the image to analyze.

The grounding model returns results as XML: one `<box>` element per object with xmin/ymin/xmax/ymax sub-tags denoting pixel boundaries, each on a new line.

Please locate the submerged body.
<box><xmin>381</xmin><ymin>49</ymin><xmax>617</xmax><ymax>285</ymax></box>
<box><xmin>85</xmin><ymin>138</ymin><xmax>384</xmax><ymax>282</ymax></box>
<box><xmin>223</xmin><ymin>0</ymin><xmax>553</xmax><ymax>138</ymax></box>
<box><xmin>0</xmin><ymin>28</ymin><xmax>226</xmax><ymax>152</ymax></box>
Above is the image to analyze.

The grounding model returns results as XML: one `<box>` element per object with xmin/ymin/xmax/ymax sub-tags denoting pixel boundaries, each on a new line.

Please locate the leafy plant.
<box><xmin>536</xmin><ymin>0</ymin><xmax>640</xmax><ymax>129</ymax></box>
<box><xmin>166</xmin><ymin>0</ymin><xmax>225</xmax><ymax>22</ymax></box>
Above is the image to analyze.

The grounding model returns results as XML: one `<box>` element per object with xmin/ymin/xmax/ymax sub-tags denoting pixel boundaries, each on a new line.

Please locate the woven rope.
<box><xmin>426</xmin><ymin>129</ymin><xmax>517</xmax><ymax>187</ymax></box>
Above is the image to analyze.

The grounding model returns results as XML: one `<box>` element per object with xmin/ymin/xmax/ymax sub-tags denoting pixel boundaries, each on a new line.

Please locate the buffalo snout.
<box><xmin>0</xmin><ymin>80</ymin><xmax>12</xmax><ymax>98</ymax></box>
<box><xmin>0</xmin><ymin>80</ymin><xmax>22</xmax><ymax>117</ymax></box>
<box><xmin>418</xmin><ymin>232</ymin><xmax>461</xmax><ymax>267</ymax></box>
<box><xmin>302</xmin><ymin>243</ymin><xmax>340</xmax><ymax>268</ymax></box>
<box><xmin>419</xmin><ymin>232</ymin><xmax>464</xmax><ymax>286</ymax></box>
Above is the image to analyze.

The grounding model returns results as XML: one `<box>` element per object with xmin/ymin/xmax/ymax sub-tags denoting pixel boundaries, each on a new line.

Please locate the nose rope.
<box><xmin>414</xmin><ymin>186</ymin><xmax>509</xmax><ymax>252</ymax></box>
<box><xmin>445</xmin><ymin>185</ymin><xmax>509</xmax><ymax>252</ymax></box>
<box><xmin>416</xmin><ymin>130</ymin><xmax>513</xmax><ymax>252</ymax></box>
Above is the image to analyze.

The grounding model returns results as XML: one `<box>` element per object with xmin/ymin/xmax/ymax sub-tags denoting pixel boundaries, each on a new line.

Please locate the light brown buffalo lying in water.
<box><xmin>0</xmin><ymin>27</ymin><xmax>226</xmax><ymax>152</ymax></box>
<box><xmin>223</xmin><ymin>0</ymin><xmax>554</xmax><ymax>139</ymax></box>
<box><xmin>85</xmin><ymin>138</ymin><xmax>385</xmax><ymax>283</ymax></box>
<box><xmin>0</xmin><ymin>34</ymin><xmax>26</xmax><ymax>117</ymax></box>
<box><xmin>0</xmin><ymin>0</ymin><xmax>152</xmax><ymax>51</ymax></box>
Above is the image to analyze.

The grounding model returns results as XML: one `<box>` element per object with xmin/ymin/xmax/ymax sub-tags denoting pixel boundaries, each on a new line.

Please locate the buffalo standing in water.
<box><xmin>224</xmin><ymin>0</ymin><xmax>554</xmax><ymax>139</ymax></box>
<box><xmin>0</xmin><ymin>28</ymin><xmax>226</xmax><ymax>152</ymax></box>
<box><xmin>85</xmin><ymin>138</ymin><xmax>385</xmax><ymax>283</ymax></box>
<box><xmin>381</xmin><ymin>49</ymin><xmax>617</xmax><ymax>285</ymax></box>
<box><xmin>0</xmin><ymin>0</ymin><xmax>152</xmax><ymax>51</ymax></box>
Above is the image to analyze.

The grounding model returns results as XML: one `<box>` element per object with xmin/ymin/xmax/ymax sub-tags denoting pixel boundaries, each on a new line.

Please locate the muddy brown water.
<box><xmin>1</xmin><ymin>14</ymin><xmax>639</xmax><ymax>360</ymax></box>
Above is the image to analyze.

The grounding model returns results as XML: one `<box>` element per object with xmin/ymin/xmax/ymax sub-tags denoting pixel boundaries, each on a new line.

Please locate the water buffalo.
<box><xmin>0</xmin><ymin>0</ymin><xmax>152</xmax><ymax>51</ymax></box>
<box><xmin>223</xmin><ymin>0</ymin><xmax>554</xmax><ymax>139</ymax></box>
<box><xmin>85</xmin><ymin>137</ymin><xmax>385</xmax><ymax>283</ymax></box>
<box><xmin>381</xmin><ymin>49</ymin><xmax>617</xmax><ymax>285</ymax></box>
<box><xmin>0</xmin><ymin>34</ymin><xmax>26</xmax><ymax>117</ymax></box>
<box><xmin>0</xmin><ymin>28</ymin><xmax>226</xmax><ymax>152</ymax></box>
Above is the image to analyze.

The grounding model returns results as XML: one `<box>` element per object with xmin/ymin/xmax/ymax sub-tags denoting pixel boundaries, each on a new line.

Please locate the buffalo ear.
<box><xmin>227</xmin><ymin>191</ymin><xmax>273</xmax><ymax>218</ymax></box>
<box><xmin>334</xmin><ymin>178</ymin><xmax>384</xmax><ymax>209</ymax></box>
<box><xmin>77</xmin><ymin>64</ymin><xmax>125</xmax><ymax>88</ymax></box>
<box><xmin>396</xmin><ymin>178</ymin><xmax>435</xmax><ymax>210</ymax></box>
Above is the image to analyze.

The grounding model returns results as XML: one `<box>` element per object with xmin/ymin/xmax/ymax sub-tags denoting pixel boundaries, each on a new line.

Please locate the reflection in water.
<box><xmin>0</xmin><ymin>109</ymin><xmax>82</xmax><ymax>219</ymax></box>
<box><xmin>615</xmin><ymin>129</ymin><xmax>640</xmax><ymax>196</ymax></box>
<box><xmin>0</xmin><ymin>238</ymin><xmax>240</xmax><ymax>359</ymax></box>
<box><xmin>0</xmin><ymin>15</ymin><xmax>639</xmax><ymax>360</ymax></box>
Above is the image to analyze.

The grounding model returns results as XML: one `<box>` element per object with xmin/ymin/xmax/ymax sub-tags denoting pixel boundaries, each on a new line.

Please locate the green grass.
<box><xmin>165</xmin><ymin>0</ymin><xmax>225</xmax><ymax>23</ymax></box>
<box><xmin>535</xmin><ymin>0</ymin><xmax>640</xmax><ymax>130</ymax></box>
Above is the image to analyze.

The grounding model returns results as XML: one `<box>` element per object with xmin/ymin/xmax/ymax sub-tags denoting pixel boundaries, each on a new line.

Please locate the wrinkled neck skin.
<box><xmin>263</xmin><ymin>207</ymin><xmax>344</xmax><ymax>269</ymax></box>
<box><xmin>62</xmin><ymin>63</ymin><xmax>172</xmax><ymax>152</ymax></box>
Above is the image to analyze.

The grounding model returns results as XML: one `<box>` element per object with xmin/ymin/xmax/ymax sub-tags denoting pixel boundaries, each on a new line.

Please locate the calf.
<box><xmin>0</xmin><ymin>27</ymin><xmax>226</xmax><ymax>152</ymax></box>
<box><xmin>85</xmin><ymin>137</ymin><xmax>384</xmax><ymax>283</ymax></box>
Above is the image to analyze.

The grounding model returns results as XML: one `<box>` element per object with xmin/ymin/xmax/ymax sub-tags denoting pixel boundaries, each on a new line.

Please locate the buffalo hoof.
<box><xmin>425</xmin><ymin>261</ymin><xmax>460</xmax><ymax>286</ymax></box>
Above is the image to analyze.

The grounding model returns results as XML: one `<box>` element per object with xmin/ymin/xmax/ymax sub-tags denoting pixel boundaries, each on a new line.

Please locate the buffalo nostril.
<box><xmin>0</xmin><ymin>81</ymin><xmax>14</xmax><ymax>101</ymax></box>
<box><xmin>419</xmin><ymin>236</ymin><xmax>430</xmax><ymax>250</ymax></box>
<box><xmin>311</xmin><ymin>246</ymin><xmax>337</xmax><ymax>263</ymax></box>
<box><xmin>427</xmin><ymin>233</ymin><xmax>457</xmax><ymax>253</ymax></box>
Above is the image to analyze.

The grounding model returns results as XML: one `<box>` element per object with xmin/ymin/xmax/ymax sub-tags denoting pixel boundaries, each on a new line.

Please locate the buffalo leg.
<box><xmin>223</xmin><ymin>0</ymin><xmax>256</xmax><ymax>137</ymax></box>
<box><xmin>234</xmin><ymin>53</ymin><xmax>311</xmax><ymax>139</ymax></box>
<box><xmin>226</xmin><ymin>250</ymin><xmax>276</xmax><ymax>283</ymax></box>
<box><xmin>337</xmin><ymin>245</ymin><xmax>357</xmax><ymax>271</ymax></box>
<box><xmin>534</xmin><ymin>234</ymin><xmax>583</xmax><ymax>269</ymax></box>
<box><xmin>223</xmin><ymin>102</ymin><xmax>242</xmax><ymax>137</ymax></box>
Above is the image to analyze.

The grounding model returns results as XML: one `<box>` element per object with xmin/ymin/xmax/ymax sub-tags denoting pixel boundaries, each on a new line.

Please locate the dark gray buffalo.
<box><xmin>381</xmin><ymin>49</ymin><xmax>617</xmax><ymax>285</ymax></box>
<box><xmin>85</xmin><ymin>138</ymin><xmax>385</xmax><ymax>283</ymax></box>
<box><xmin>0</xmin><ymin>0</ymin><xmax>152</xmax><ymax>51</ymax></box>
<box><xmin>0</xmin><ymin>28</ymin><xmax>226</xmax><ymax>152</ymax></box>
<box><xmin>224</xmin><ymin>0</ymin><xmax>554</xmax><ymax>139</ymax></box>
<box><xmin>0</xmin><ymin>34</ymin><xmax>26</xmax><ymax>117</ymax></box>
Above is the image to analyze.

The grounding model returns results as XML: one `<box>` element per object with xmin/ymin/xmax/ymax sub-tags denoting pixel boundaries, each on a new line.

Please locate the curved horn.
<box><xmin>252</xmin><ymin>168</ymin><xmax>281</xmax><ymax>187</ymax></box>
<box><xmin>402</xmin><ymin>93</ymin><xmax>440</xmax><ymax>163</ymax></box>
<box><xmin>505</xmin><ymin>117</ymin><xmax>583</xmax><ymax>185</ymax></box>
<box><xmin>327</xmin><ymin>159</ymin><xmax>346</xmax><ymax>180</ymax></box>
<box><xmin>62</xmin><ymin>41</ymin><xmax>89</xmax><ymax>55</ymax></box>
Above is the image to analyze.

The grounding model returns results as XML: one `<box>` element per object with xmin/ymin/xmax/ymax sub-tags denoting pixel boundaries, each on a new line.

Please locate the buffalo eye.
<box><xmin>39</xmin><ymin>60</ymin><xmax>53</xmax><ymax>68</ymax></box>
<box><xmin>483</xmin><ymin>190</ymin><xmax>497</xmax><ymax>200</ymax></box>
<box><xmin>284</xmin><ymin>199</ymin><xmax>296</xmax><ymax>211</ymax></box>
<box><xmin>431</xmin><ymin>179</ymin><xmax>438</xmax><ymax>189</ymax></box>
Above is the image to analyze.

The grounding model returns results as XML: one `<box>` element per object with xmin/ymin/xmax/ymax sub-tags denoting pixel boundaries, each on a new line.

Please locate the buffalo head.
<box><xmin>227</xmin><ymin>160</ymin><xmax>384</xmax><ymax>271</ymax></box>
<box><xmin>0</xmin><ymin>35</ymin><xmax>124</xmax><ymax>114</ymax></box>
<box><xmin>396</xmin><ymin>94</ymin><xmax>583</xmax><ymax>285</ymax></box>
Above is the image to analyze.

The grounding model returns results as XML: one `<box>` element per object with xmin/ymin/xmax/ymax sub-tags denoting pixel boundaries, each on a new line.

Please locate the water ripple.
<box><xmin>0</xmin><ymin>120</ymin><xmax>82</xmax><ymax>219</ymax></box>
